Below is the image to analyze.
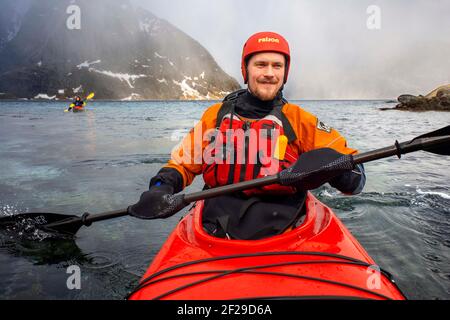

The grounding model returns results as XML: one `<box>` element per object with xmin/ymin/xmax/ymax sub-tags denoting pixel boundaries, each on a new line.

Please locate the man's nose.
<box><xmin>264</xmin><ymin>66</ymin><xmax>275</xmax><ymax>77</ymax></box>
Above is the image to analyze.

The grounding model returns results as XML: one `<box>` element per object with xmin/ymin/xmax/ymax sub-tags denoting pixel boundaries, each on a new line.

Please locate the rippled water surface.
<box><xmin>0</xmin><ymin>100</ymin><xmax>449</xmax><ymax>299</ymax></box>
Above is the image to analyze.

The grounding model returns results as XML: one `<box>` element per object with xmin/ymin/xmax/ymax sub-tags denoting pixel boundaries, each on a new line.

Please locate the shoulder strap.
<box><xmin>215</xmin><ymin>89</ymin><xmax>247</xmax><ymax>128</ymax></box>
<box><xmin>215</xmin><ymin>100</ymin><xmax>234</xmax><ymax>128</ymax></box>
<box><xmin>223</xmin><ymin>89</ymin><xmax>247</xmax><ymax>102</ymax></box>
<box><xmin>271</xmin><ymin>105</ymin><xmax>297</xmax><ymax>143</ymax></box>
<box><xmin>216</xmin><ymin>90</ymin><xmax>297</xmax><ymax>143</ymax></box>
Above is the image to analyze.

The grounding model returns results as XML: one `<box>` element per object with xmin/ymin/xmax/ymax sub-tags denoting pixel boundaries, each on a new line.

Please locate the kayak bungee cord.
<box><xmin>130</xmin><ymin>259</ymin><xmax>395</xmax><ymax>300</ymax></box>
<box><xmin>134</xmin><ymin>251</ymin><xmax>370</xmax><ymax>284</ymax></box>
<box><xmin>130</xmin><ymin>260</ymin><xmax>377</xmax><ymax>288</ymax></box>
<box><xmin>126</xmin><ymin>251</ymin><xmax>405</xmax><ymax>300</ymax></box>
<box><xmin>128</xmin><ymin>270</ymin><xmax>386</xmax><ymax>300</ymax></box>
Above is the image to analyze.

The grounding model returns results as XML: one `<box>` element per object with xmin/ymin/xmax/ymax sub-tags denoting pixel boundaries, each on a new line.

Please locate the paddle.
<box><xmin>65</xmin><ymin>92</ymin><xmax>95</xmax><ymax>112</ymax></box>
<box><xmin>1</xmin><ymin>125</ymin><xmax>449</xmax><ymax>236</ymax></box>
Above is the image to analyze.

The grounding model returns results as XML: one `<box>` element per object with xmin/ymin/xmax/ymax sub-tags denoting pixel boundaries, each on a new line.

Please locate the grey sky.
<box><xmin>132</xmin><ymin>0</ymin><xmax>450</xmax><ymax>99</ymax></box>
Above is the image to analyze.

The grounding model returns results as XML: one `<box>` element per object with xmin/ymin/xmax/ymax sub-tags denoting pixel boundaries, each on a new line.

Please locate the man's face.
<box><xmin>247</xmin><ymin>52</ymin><xmax>285</xmax><ymax>101</ymax></box>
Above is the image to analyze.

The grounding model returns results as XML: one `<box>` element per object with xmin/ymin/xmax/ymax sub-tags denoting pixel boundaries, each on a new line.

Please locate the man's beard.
<box><xmin>249</xmin><ymin>83</ymin><xmax>280</xmax><ymax>101</ymax></box>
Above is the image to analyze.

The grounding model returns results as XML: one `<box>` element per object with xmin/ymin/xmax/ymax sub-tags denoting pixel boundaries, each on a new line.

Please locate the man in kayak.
<box><xmin>68</xmin><ymin>95</ymin><xmax>85</xmax><ymax>112</ymax></box>
<box><xmin>129</xmin><ymin>31</ymin><xmax>366</xmax><ymax>239</ymax></box>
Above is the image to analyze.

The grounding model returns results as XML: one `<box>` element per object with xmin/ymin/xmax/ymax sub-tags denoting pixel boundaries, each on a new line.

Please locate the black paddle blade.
<box><xmin>42</xmin><ymin>216</ymin><xmax>84</xmax><ymax>235</ymax></box>
<box><xmin>0</xmin><ymin>212</ymin><xmax>80</xmax><ymax>239</ymax></box>
<box><xmin>412</xmin><ymin>125</ymin><xmax>450</xmax><ymax>155</ymax></box>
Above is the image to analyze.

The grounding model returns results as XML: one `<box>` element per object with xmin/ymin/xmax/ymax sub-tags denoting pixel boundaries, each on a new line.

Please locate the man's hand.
<box><xmin>128</xmin><ymin>184</ymin><xmax>177</xmax><ymax>219</ymax></box>
<box><xmin>280</xmin><ymin>148</ymin><xmax>355</xmax><ymax>191</ymax></box>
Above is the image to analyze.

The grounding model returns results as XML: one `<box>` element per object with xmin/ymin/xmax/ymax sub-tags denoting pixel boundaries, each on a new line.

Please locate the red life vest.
<box><xmin>73</xmin><ymin>100</ymin><xmax>84</xmax><ymax>110</ymax></box>
<box><xmin>202</xmin><ymin>99</ymin><xmax>299</xmax><ymax>195</ymax></box>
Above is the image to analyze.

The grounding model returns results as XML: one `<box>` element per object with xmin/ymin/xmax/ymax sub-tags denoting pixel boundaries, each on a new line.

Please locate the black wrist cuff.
<box><xmin>149</xmin><ymin>167</ymin><xmax>184</xmax><ymax>193</ymax></box>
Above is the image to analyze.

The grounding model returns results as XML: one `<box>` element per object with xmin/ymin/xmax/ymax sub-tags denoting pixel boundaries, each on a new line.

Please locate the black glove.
<box><xmin>128</xmin><ymin>184</ymin><xmax>178</xmax><ymax>219</ymax></box>
<box><xmin>279</xmin><ymin>148</ymin><xmax>355</xmax><ymax>191</ymax></box>
<box><xmin>329</xmin><ymin>163</ymin><xmax>366</xmax><ymax>194</ymax></box>
<box><xmin>149</xmin><ymin>167</ymin><xmax>184</xmax><ymax>193</ymax></box>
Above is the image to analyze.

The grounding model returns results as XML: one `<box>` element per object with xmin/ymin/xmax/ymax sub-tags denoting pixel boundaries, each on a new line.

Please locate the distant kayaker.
<box><xmin>68</xmin><ymin>95</ymin><xmax>85</xmax><ymax>112</ymax></box>
<box><xmin>129</xmin><ymin>31</ymin><xmax>366</xmax><ymax>239</ymax></box>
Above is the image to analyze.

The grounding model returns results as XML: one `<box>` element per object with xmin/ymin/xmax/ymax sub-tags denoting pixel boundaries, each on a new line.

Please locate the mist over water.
<box><xmin>0</xmin><ymin>100</ymin><xmax>449</xmax><ymax>299</ymax></box>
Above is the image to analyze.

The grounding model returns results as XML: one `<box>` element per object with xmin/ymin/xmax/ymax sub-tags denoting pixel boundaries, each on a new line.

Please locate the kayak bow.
<box><xmin>128</xmin><ymin>193</ymin><xmax>406</xmax><ymax>300</ymax></box>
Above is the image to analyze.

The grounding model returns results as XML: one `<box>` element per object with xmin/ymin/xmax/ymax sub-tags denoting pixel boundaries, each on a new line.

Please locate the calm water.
<box><xmin>0</xmin><ymin>100</ymin><xmax>449</xmax><ymax>299</ymax></box>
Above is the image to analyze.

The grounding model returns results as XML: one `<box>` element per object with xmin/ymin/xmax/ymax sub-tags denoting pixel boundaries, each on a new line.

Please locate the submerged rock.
<box><xmin>381</xmin><ymin>84</ymin><xmax>450</xmax><ymax>111</ymax></box>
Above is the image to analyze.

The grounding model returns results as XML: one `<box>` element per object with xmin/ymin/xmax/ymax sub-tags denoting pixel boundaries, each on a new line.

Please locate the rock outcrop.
<box><xmin>381</xmin><ymin>84</ymin><xmax>450</xmax><ymax>111</ymax></box>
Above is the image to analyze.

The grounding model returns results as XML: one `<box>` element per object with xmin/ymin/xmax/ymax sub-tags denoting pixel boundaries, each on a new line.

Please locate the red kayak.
<box><xmin>128</xmin><ymin>192</ymin><xmax>406</xmax><ymax>300</ymax></box>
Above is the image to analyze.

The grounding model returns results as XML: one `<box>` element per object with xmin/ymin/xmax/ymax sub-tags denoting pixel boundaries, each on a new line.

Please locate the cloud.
<box><xmin>131</xmin><ymin>0</ymin><xmax>450</xmax><ymax>99</ymax></box>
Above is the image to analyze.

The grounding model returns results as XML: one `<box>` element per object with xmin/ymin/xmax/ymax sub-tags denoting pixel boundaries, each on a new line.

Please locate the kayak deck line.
<box><xmin>138</xmin><ymin>251</ymin><xmax>384</xmax><ymax>281</ymax></box>
<box><xmin>131</xmin><ymin>251</ymin><xmax>394</xmax><ymax>292</ymax></box>
<box><xmin>127</xmin><ymin>254</ymin><xmax>399</xmax><ymax>300</ymax></box>
<box><xmin>129</xmin><ymin>193</ymin><xmax>407</xmax><ymax>300</ymax></box>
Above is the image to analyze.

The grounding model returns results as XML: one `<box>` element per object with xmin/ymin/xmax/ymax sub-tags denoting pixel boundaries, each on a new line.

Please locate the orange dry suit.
<box><xmin>150</xmin><ymin>89</ymin><xmax>365</xmax><ymax>239</ymax></box>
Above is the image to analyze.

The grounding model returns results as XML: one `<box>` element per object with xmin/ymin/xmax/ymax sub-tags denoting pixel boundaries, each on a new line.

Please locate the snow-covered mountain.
<box><xmin>0</xmin><ymin>0</ymin><xmax>240</xmax><ymax>100</ymax></box>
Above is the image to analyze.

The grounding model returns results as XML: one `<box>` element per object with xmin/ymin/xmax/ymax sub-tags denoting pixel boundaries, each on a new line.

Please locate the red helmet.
<box><xmin>241</xmin><ymin>31</ymin><xmax>291</xmax><ymax>84</ymax></box>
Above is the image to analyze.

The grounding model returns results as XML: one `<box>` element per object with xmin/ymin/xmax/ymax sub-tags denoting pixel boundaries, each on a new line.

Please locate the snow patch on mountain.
<box><xmin>139</xmin><ymin>17</ymin><xmax>160</xmax><ymax>36</ymax></box>
<box><xmin>153</xmin><ymin>52</ymin><xmax>175</xmax><ymax>67</ymax></box>
<box><xmin>121</xmin><ymin>93</ymin><xmax>142</xmax><ymax>101</ymax></box>
<box><xmin>88</xmin><ymin>68</ymin><xmax>147</xmax><ymax>88</ymax></box>
<box><xmin>77</xmin><ymin>60</ymin><xmax>101</xmax><ymax>69</ymax></box>
<box><xmin>154</xmin><ymin>52</ymin><xmax>166</xmax><ymax>59</ymax></box>
<box><xmin>34</xmin><ymin>93</ymin><xmax>56</xmax><ymax>100</ymax></box>
<box><xmin>173</xmin><ymin>79</ymin><xmax>205</xmax><ymax>99</ymax></box>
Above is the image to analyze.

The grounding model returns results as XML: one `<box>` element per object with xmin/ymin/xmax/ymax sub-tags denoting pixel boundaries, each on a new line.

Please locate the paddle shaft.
<box><xmin>41</xmin><ymin>208</ymin><xmax>128</xmax><ymax>232</ymax></box>
<box><xmin>42</xmin><ymin>128</ymin><xmax>450</xmax><ymax>233</ymax></box>
<box><xmin>184</xmin><ymin>175</ymin><xmax>279</xmax><ymax>203</ymax></box>
<box><xmin>353</xmin><ymin>135</ymin><xmax>450</xmax><ymax>164</ymax></box>
<box><xmin>76</xmin><ymin>135</ymin><xmax>450</xmax><ymax>221</ymax></box>
<box><xmin>186</xmin><ymin>134</ymin><xmax>450</xmax><ymax>203</ymax></box>
<box><xmin>83</xmin><ymin>208</ymin><xmax>128</xmax><ymax>223</ymax></box>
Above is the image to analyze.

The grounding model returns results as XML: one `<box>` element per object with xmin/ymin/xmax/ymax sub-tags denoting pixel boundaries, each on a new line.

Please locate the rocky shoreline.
<box><xmin>380</xmin><ymin>84</ymin><xmax>450</xmax><ymax>111</ymax></box>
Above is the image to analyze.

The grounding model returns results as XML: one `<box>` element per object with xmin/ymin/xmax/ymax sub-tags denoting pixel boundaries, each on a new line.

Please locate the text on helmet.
<box><xmin>258</xmin><ymin>37</ymin><xmax>280</xmax><ymax>43</ymax></box>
